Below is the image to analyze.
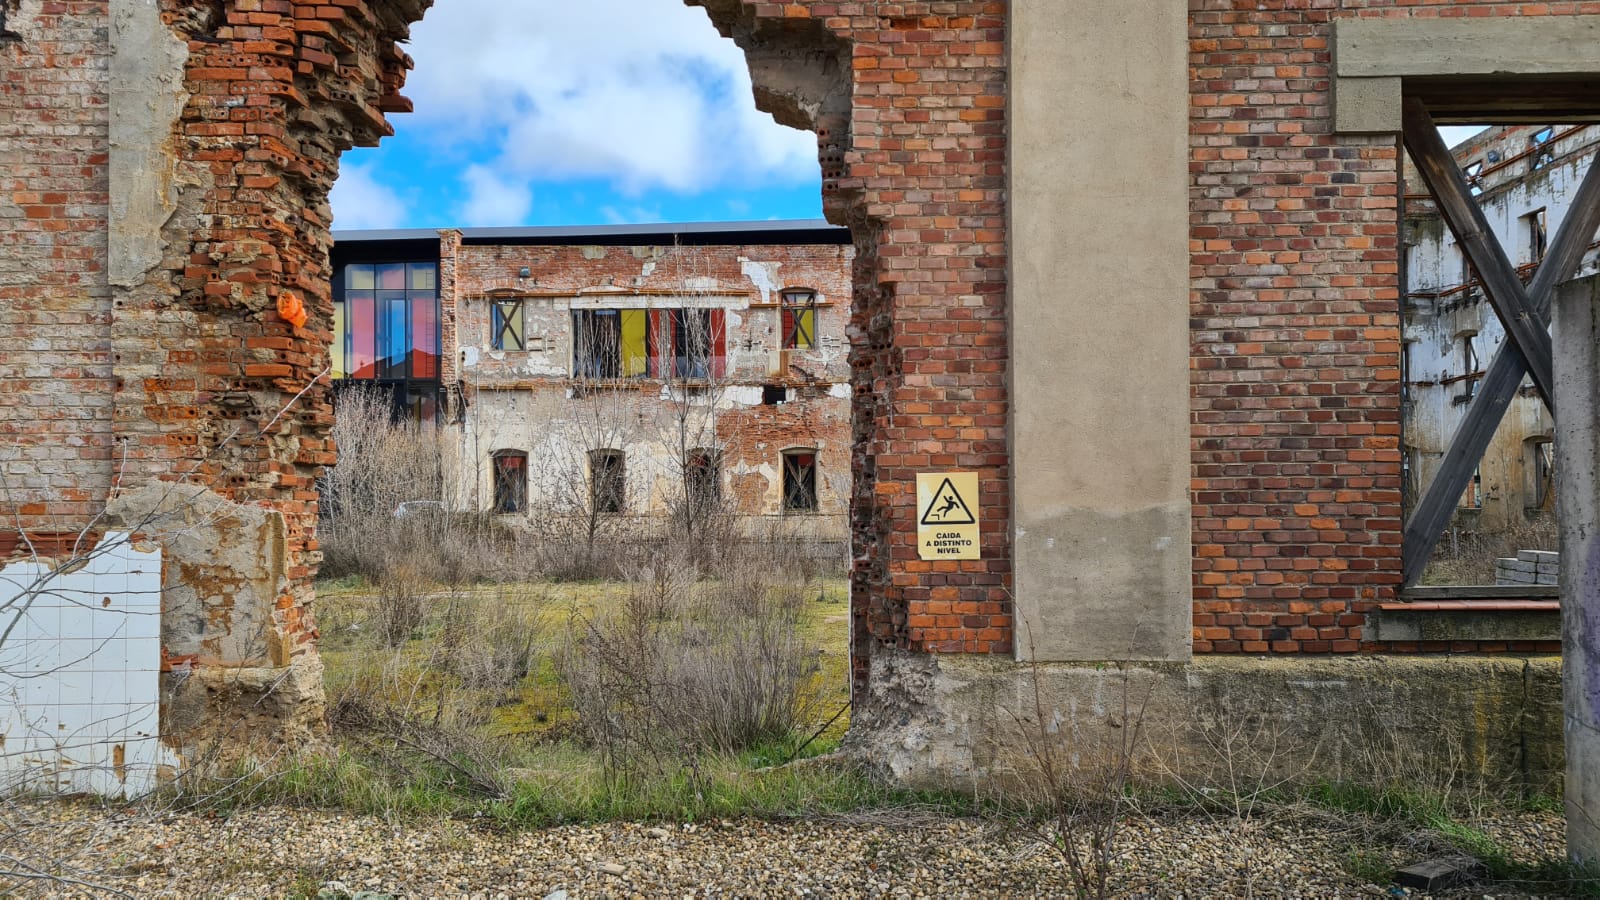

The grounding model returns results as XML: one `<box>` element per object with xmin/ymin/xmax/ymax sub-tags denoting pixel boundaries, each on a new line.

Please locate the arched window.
<box><xmin>491</xmin><ymin>450</ymin><xmax>527</xmax><ymax>514</ymax></box>
<box><xmin>781</xmin><ymin>448</ymin><xmax>818</xmax><ymax>513</ymax></box>
<box><xmin>590</xmin><ymin>449</ymin><xmax>626</xmax><ymax>514</ymax></box>
<box><xmin>687</xmin><ymin>448</ymin><xmax>722</xmax><ymax>514</ymax></box>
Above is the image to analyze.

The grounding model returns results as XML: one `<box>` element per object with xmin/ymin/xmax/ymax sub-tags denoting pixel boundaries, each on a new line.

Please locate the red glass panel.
<box><xmin>349</xmin><ymin>292</ymin><xmax>377</xmax><ymax>379</ymax></box>
<box><xmin>377</xmin><ymin>263</ymin><xmax>406</xmax><ymax>290</ymax></box>
<box><xmin>411</xmin><ymin>297</ymin><xmax>438</xmax><ymax>379</ymax></box>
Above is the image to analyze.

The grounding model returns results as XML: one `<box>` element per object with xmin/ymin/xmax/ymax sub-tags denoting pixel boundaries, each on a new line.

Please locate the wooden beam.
<box><xmin>1401</xmin><ymin>98</ymin><xmax>1556</xmax><ymax>407</ymax></box>
<box><xmin>1401</xmin><ymin>123</ymin><xmax>1600</xmax><ymax>586</ymax></box>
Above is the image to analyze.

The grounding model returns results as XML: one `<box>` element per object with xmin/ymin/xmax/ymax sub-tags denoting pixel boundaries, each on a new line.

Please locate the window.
<box><xmin>686</xmin><ymin>448</ymin><xmax>721</xmax><ymax>515</ymax></box>
<box><xmin>572</xmin><ymin>308</ymin><xmax>724</xmax><ymax>380</ymax></box>
<box><xmin>335</xmin><ymin>262</ymin><xmax>439</xmax><ymax>381</ymax></box>
<box><xmin>492</xmin><ymin>450</ymin><xmax>527</xmax><ymax>514</ymax></box>
<box><xmin>332</xmin><ymin>260</ymin><xmax>442</xmax><ymax>423</ymax></box>
<box><xmin>1463</xmin><ymin>160</ymin><xmax>1484</xmax><ymax>197</ymax></box>
<box><xmin>1526</xmin><ymin>438</ymin><xmax>1555</xmax><ymax>511</ymax></box>
<box><xmin>493</xmin><ymin>299</ymin><xmax>526</xmax><ymax>351</ymax></box>
<box><xmin>1455</xmin><ymin>331</ymin><xmax>1480</xmax><ymax>404</ymax></box>
<box><xmin>1523</xmin><ymin>208</ymin><xmax>1548</xmax><ymax>264</ymax></box>
<box><xmin>590</xmin><ymin>449</ymin><xmax>626</xmax><ymax>514</ymax></box>
<box><xmin>781</xmin><ymin>449</ymin><xmax>818</xmax><ymax>513</ymax></box>
<box><xmin>781</xmin><ymin>289</ymin><xmax>817</xmax><ymax>350</ymax></box>
<box><xmin>1529</xmin><ymin>127</ymin><xmax>1556</xmax><ymax>172</ymax></box>
<box><xmin>1461</xmin><ymin>465</ymin><xmax>1484</xmax><ymax>510</ymax></box>
<box><xmin>761</xmin><ymin>385</ymin><xmax>787</xmax><ymax>406</ymax></box>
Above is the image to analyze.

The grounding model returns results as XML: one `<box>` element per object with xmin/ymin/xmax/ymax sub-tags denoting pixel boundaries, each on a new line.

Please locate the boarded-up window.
<box><xmin>782</xmin><ymin>449</ymin><xmax>818</xmax><ymax>513</ymax></box>
<box><xmin>591</xmin><ymin>449</ymin><xmax>626</xmax><ymax>514</ymax></box>
<box><xmin>493</xmin><ymin>300</ymin><xmax>526</xmax><ymax>351</ymax></box>
<box><xmin>782</xmin><ymin>289</ymin><xmax>817</xmax><ymax>350</ymax></box>
<box><xmin>492</xmin><ymin>450</ymin><xmax>527</xmax><ymax>514</ymax></box>
<box><xmin>687</xmin><ymin>448</ymin><xmax>721</xmax><ymax>515</ymax></box>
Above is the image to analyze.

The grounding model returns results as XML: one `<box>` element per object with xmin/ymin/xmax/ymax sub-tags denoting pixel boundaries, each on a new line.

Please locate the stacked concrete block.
<box><xmin>1495</xmin><ymin>550</ymin><xmax>1561</xmax><ymax>587</ymax></box>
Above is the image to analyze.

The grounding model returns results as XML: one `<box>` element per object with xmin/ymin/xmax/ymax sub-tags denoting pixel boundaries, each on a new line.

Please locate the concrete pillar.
<box><xmin>1008</xmin><ymin>0</ymin><xmax>1193</xmax><ymax>661</ymax></box>
<box><xmin>1555</xmin><ymin>273</ymin><xmax>1600</xmax><ymax>866</ymax></box>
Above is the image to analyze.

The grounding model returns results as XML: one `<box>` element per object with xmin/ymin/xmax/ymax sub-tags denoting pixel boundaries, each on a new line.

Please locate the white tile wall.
<box><xmin>0</xmin><ymin>533</ymin><xmax>173</xmax><ymax>797</ymax></box>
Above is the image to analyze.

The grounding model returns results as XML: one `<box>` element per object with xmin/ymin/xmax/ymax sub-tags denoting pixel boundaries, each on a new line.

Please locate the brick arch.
<box><xmin>103</xmin><ymin>0</ymin><xmax>1009</xmax><ymax>749</ymax></box>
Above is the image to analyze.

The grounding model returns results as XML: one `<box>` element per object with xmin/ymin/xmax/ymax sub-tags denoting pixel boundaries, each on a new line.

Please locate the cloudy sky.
<box><xmin>330</xmin><ymin>1</ymin><xmax>824</xmax><ymax>231</ymax></box>
<box><xmin>328</xmin><ymin>3</ymin><xmax>1491</xmax><ymax>233</ymax></box>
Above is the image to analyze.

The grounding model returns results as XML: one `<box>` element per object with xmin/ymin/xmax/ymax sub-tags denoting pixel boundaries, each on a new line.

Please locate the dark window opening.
<box><xmin>1524</xmin><ymin>208</ymin><xmax>1548</xmax><ymax>264</ymax></box>
<box><xmin>493</xmin><ymin>299</ymin><xmax>526</xmax><ymax>351</ymax></box>
<box><xmin>781</xmin><ymin>289</ymin><xmax>817</xmax><ymax>350</ymax></box>
<box><xmin>492</xmin><ymin>450</ymin><xmax>528</xmax><ymax>514</ymax></box>
<box><xmin>1454</xmin><ymin>332</ymin><xmax>1479</xmax><ymax>405</ymax></box>
<box><xmin>1526</xmin><ymin>438</ymin><xmax>1555</xmax><ymax>511</ymax></box>
<box><xmin>762</xmin><ymin>385</ymin><xmax>787</xmax><ymax>405</ymax></box>
<box><xmin>686</xmin><ymin>448</ymin><xmax>721</xmax><ymax>515</ymax></box>
<box><xmin>782</xmin><ymin>449</ymin><xmax>818</xmax><ymax>513</ymax></box>
<box><xmin>591</xmin><ymin>449</ymin><xmax>626</xmax><ymax>514</ymax></box>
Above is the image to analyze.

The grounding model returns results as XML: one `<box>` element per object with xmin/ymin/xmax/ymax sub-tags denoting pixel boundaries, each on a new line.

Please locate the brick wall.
<box><xmin>0</xmin><ymin>2</ymin><xmax>113</xmax><ymax>527</ymax></box>
<box><xmin>1188</xmin><ymin>0</ymin><xmax>1586</xmax><ymax>655</ymax></box>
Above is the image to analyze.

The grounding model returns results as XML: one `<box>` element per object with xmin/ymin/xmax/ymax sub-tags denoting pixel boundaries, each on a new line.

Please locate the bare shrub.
<box><xmin>561</xmin><ymin>555</ymin><xmax>820</xmax><ymax>771</ymax></box>
<box><xmin>372</xmin><ymin>570</ymin><xmax>428</xmax><ymax>648</ymax></box>
<box><xmin>438</xmin><ymin>589</ymin><xmax>543</xmax><ymax>693</ymax></box>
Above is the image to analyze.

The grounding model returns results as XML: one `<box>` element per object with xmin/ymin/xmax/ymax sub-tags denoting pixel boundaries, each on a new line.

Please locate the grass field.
<box><xmin>315</xmin><ymin>574</ymin><xmax>853</xmax><ymax>748</ymax></box>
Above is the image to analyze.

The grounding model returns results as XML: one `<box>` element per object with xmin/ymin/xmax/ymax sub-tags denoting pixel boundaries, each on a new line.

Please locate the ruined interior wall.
<box><xmin>696</xmin><ymin>3</ymin><xmax>1011</xmax><ymax>669</ymax></box>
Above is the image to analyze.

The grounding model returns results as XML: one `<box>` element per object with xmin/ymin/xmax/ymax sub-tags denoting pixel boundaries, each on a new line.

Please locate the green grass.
<box><xmin>223</xmin><ymin>745</ymin><xmax>976</xmax><ymax>829</ymax></box>
<box><xmin>1302</xmin><ymin>781</ymin><xmax>1600</xmax><ymax>896</ymax></box>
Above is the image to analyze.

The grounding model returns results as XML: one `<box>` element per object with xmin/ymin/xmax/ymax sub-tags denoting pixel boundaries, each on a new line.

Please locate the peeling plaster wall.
<box><xmin>447</xmin><ymin>239</ymin><xmax>853</xmax><ymax>533</ymax></box>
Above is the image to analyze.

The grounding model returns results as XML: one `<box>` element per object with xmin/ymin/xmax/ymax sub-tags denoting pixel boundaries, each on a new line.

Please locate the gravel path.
<box><xmin>2</xmin><ymin>802</ymin><xmax>1574</xmax><ymax>898</ymax></box>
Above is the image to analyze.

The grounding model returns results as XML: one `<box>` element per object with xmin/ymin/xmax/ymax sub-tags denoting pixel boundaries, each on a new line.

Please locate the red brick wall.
<box><xmin>1188</xmin><ymin>0</ymin><xmax>1583</xmax><ymax>655</ymax></box>
<box><xmin>0</xmin><ymin>3</ymin><xmax>113</xmax><ymax>528</ymax></box>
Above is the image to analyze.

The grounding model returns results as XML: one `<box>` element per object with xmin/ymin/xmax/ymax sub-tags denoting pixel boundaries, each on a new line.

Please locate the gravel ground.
<box><xmin>1</xmin><ymin>802</ymin><xmax>1576</xmax><ymax>898</ymax></box>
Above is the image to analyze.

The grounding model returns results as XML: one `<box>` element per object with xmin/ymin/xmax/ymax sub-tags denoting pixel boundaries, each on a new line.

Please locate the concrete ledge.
<box><xmin>1367</xmin><ymin>602</ymin><xmax>1561</xmax><ymax>643</ymax></box>
<box><xmin>1334</xmin><ymin>76</ymin><xmax>1401</xmax><ymax>134</ymax></box>
<box><xmin>1334</xmin><ymin>16</ymin><xmax>1600</xmax><ymax>79</ymax></box>
<box><xmin>845</xmin><ymin>649</ymin><xmax>1562</xmax><ymax>794</ymax></box>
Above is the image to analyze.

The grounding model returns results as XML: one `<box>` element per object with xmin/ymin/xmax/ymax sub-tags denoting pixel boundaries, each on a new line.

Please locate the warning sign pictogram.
<box><xmin>916</xmin><ymin>472</ymin><xmax>981</xmax><ymax>561</ymax></box>
<box><xmin>920</xmin><ymin>477</ymin><xmax>976</xmax><ymax>526</ymax></box>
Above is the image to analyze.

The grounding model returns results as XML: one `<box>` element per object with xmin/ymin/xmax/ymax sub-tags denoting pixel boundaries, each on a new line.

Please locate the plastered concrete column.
<box><xmin>1008</xmin><ymin>1</ymin><xmax>1192</xmax><ymax>661</ymax></box>
<box><xmin>1555</xmin><ymin>274</ymin><xmax>1600</xmax><ymax>866</ymax></box>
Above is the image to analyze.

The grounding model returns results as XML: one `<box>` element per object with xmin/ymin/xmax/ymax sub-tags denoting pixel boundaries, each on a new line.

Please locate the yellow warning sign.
<box><xmin>917</xmin><ymin>472</ymin><xmax>981</xmax><ymax>561</ymax></box>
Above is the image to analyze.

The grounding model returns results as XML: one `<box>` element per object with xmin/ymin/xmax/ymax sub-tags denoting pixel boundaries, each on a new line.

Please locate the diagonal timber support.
<box><xmin>1400</xmin><ymin>103</ymin><xmax>1600</xmax><ymax>586</ymax></box>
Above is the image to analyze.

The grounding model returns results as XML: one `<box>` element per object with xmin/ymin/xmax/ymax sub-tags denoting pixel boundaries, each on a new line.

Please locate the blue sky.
<box><xmin>330</xmin><ymin>1</ymin><xmax>824</xmax><ymax>230</ymax></box>
<box><xmin>328</xmin><ymin>2</ymin><xmax>1492</xmax><ymax>233</ymax></box>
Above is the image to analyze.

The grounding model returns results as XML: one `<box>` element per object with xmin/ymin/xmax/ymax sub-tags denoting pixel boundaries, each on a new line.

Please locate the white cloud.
<box><xmin>400</xmin><ymin>0</ymin><xmax>817</xmax><ymax>196</ymax></box>
<box><xmin>330</xmin><ymin>162</ymin><xmax>409</xmax><ymax>229</ymax></box>
<box><xmin>458</xmin><ymin>164</ymin><xmax>535</xmax><ymax>226</ymax></box>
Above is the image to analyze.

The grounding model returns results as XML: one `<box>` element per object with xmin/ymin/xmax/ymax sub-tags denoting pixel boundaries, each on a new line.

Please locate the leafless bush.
<box><xmin>1008</xmin><ymin>663</ymin><xmax>1153</xmax><ymax>900</ymax></box>
<box><xmin>561</xmin><ymin>554</ymin><xmax>820</xmax><ymax>772</ymax></box>
<box><xmin>438</xmin><ymin>589</ymin><xmax>543</xmax><ymax>693</ymax></box>
<box><xmin>372</xmin><ymin>570</ymin><xmax>428</xmax><ymax>648</ymax></box>
<box><xmin>320</xmin><ymin>385</ymin><xmax>522</xmax><ymax>585</ymax></box>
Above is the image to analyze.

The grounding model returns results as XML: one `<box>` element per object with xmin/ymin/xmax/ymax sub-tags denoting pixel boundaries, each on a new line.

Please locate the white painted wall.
<box><xmin>0</xmin><ymin>534</ymin><xmax>172</xmax><ymax>796</ymax></box>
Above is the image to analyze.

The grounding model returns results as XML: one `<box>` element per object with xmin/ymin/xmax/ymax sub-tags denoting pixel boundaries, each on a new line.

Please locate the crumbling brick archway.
<box><xmin>100</xmin><ymin>0</ymin><xmax>1009</xmax><ymax>754</ymax></box>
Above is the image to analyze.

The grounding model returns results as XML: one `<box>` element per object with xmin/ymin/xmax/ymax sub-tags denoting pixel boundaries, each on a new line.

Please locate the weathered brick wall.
<box><xmin>0</xmin><ymin>2</ymin><xmax>113</xmax><ymax>529</ymax></box>
<box><xmin>443</xmin><ymin>239</ymin><xmax>853</xmax><ymax>523</ymax></box>
<box><xmin>1188</xmin><ymin>0</ymin><xmax>1585</xmax><ymax>655</ymax></box>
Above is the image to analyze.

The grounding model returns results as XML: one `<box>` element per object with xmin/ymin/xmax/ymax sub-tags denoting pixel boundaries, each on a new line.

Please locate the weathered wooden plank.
<box><xmin>1401</xmin><ymin>98</ymin><xmax>1555</xmax><ymax>407</ymax></box>
<box><xmin>1400</xmin><ymin>119</ymin><xmax>1600</xmax><ymax>586</ymax></box>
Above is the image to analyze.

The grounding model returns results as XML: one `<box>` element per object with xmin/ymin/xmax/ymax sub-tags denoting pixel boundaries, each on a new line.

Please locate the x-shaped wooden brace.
<box><xmin>1401</xmin><ymin>98</ymin><xmax>1600</xmax><ymax>586</ymax></box>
